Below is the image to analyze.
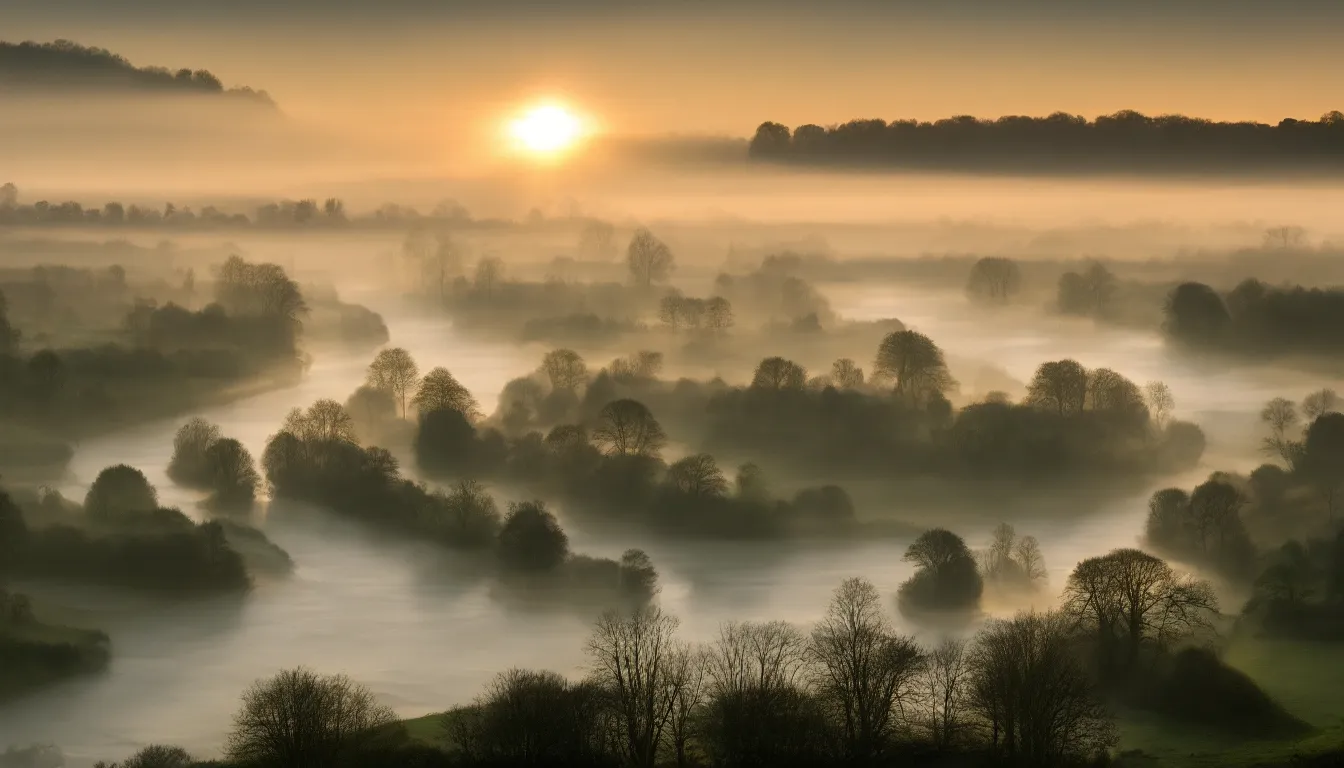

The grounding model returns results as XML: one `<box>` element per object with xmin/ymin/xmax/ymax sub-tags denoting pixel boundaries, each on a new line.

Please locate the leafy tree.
<box><xmin>225</xmin><ymin>667</ymin><xmax>400</xmax><ymax>768</ymax></box>
<box><xmin>1301</xmin><ymin>412</ymin><xmax>1344</xmax><ymax>522</ymax></box>
<box><xmin>412</xmin><ymin>367</ymin><xmax>478</xmax><ymax>417</ymax></box>
<box><xmin>497</xmin><ymin>501</ymin><xmax>569</xmax><ymax>572</ymax></box>
<box><xmin>592</xmin><ymin>399</ymin><xmax>667</xmax><ymax>457</ymax></box>
<box><xmin>1025</xmin><ymin>360</ymin><xmax>1089</xmax><ymax>415</ymax></box>
<box><xmin>750</xmin><ymin>356</ymin><xmax>807</xmax><ymax>390</ymax></box>
<box><xmin>85</xmin><ymin>465</ymin><xmax>158</xmax><ymax>519</ymax></box>
<box><xmin>204</xmin><ymin>438</ymin><xmax>261</xmax><ymax>509</ymax></box>
<box><xmin>705</xmin><ymin>296</ymin><xmax>734</xmax><ymax>334</ymax></box>
<box><xmin>282</xmin><ymin>400</ymin><xmax>356</xmax><ymax>443</ymax></box>
<box><xmin>873</xmin><ymin>330</ymin><xmax>954</xmax><ymax>400</ymax></box>
<box><xmin>1302</xmin><ymin>388</ymin><xmax>1340</xmax><ymax>420</ymax></box>
<box><xmin>1164</xmin><ymin>282</ymin><xmax>1231</xmax><ymax>345</ymax></box>
<box><xmin>626</xmin><ymin>228</ymin><xmax>674</xmax><ymax>288</ymax></box>
<box><xmin>898</xmin><ymin>529</ymin><xmax>983</xmax><ymax>616</ymax></box>
<box><xmin>366</xmin><ymin>347</ymin><xmax>420</xmax><ymax>418</ymax></box>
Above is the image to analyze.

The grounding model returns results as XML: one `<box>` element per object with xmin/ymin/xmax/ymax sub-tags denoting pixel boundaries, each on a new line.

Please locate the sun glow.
<box><xmin>509</xmin><ymin>103</ymin><xmax>584</xmax><ymax>156</ymax></box>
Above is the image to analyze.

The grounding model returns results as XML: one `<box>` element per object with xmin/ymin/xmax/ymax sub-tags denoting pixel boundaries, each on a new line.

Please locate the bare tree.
<box><xmin>592</xmin><ymin>399</ymin><xmax>667</xmax><ymax>457</ymax></box>
<box><xmin>225</xmin><ymin>667</ymin><xmax>398</xmax><ymax>768</ymax></box>
<box><xmin>705</xmin><ymin>296</ymin><xmax>734</xmax><ymax>335</ymax></box>
<box><xmin>921</xmin><ymin>638</ymin><xmax>971</xmax><ymax>749</ymax></box>
<box><xmin>366</xmin><ymin>347</ymin><xmax>420</xmax><ymax>418</ymax></box>
<box><xmin>412</xmin><ymin>367</ymin><xmax>479</xmax><ymax>418</ymax></box>
<box><xmin>666</xmin><ymin>454</ymin><xmax>729</xmax><ymax>497</ymax></box>
<box><xmin>474</xmin><ymin>255</ymin><xmax>505</xmax><ymax>298</ymax></box>
<box><xmin>1260</xmin><ymin>397</ymin><xmax>1302</xmax><ymax>465</ymax></box>
<box><xmin>967</xmin><ymin>612</ymin><xmax>1116</xmax><ymax>764</ymax></box>
<box><xmin>808</xmin><ymin>577</ymin><xmax>924</xmax><ymax>761</ymax></box>
<box><xmin>1062</xmin><ymin>549</ymin><xmax>1217</xmax><ymax>673</ymax></box>
<box><xmin>283</xmin><ymin>399</ymin><xmax>357</xmax><ymax>443</ymax></box>
<box><xmin>1263</xmin><ymin>225</ymin><xmax>1307</xmax><ymax>250</ymax></box>
<box><xmin>585</xmin><ymin>606</ymin><xmax>683</xmax><ymax>768</ymax></box>
<box><xmin>1144</xmin><ymin>381</ymin><xmax>1175</xmax><ymax>429</ymax></box>
<box><xmin>579</xmin><ymin>219</ymin><xmax>617</xmax><ymax>261</ymax></box>
<box><xmin>831</xmin><ymin>358</ymin><xmax>865</xmax><ymax>389</ymax></box>
<box><xmin>1303</xmin><ymin>388</ymin><xmax>1340</xmax><ymax>420</ymax></box>
<box><xmin>541</xmin><ymin>349</ymin><xmax>589</xmax><ymax>392</ymax></box>
<box><xmin>626</xmin><ymin>228</ymin><xmax>674</xmax><ymax>289</ymax></box>
<box><xmin>707</xmin><ymin>621</ymin><xmax>810</xmax><ymax>699</ymax></box>
<box><xmin>663</xmin><ymin>646</ymin><xmax>709</xmax><ymax>768</ymax></box>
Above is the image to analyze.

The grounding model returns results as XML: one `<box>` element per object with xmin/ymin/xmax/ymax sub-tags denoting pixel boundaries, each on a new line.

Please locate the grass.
<box><xmin>1114</xmin><ymin>637</ymin><xmax>1344</xmax><ymax>767</ymax></box>
<box><xmin>402</xmin><ymin>710</ymin><xmax>454</xmax><ymax>749</ymax></box>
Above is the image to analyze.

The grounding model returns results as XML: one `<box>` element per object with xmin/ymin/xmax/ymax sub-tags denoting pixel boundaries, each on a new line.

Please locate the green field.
<box><xmin>1115</xmin><ymin>638</ymin><xmax>1344</xmax><ymax>767</ymax></box>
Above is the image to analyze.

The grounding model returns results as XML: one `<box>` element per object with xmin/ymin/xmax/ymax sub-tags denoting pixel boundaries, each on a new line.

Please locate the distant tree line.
<box><xmin>0</xmin><ymin>40</ymin><xmax>272</xmax><ymax>103</ymax></box>
<box><xmin>749</xmin><ymin>111</ymin><xmax>1344</xmax><ymax>173</ymax></box>
<box><xmin>1164</xmin><ymin>277</ymin><xmax>1344</xmax><ymax>357</ymax></box>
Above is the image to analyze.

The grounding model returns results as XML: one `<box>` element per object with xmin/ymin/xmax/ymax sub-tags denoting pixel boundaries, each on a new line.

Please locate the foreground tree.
<box><xmin>968</xmin><ymin>611</ymin><xmax>1116</xmax><ymax>765</ymax></box>
<box><xmin>225</xmin><ymin>668</ymin><xmax>399</xmax><ymax>768</ymax></box>
<box><xmin>366</xmin><ymin>347</ymin><xmax>420</xmax><ymax>418</ymax></box>
<box><xmin>1062</xmin><ymin>548</ymin><xmax>1217</xmax><ymax>675</ymax></box>
<box><xmin>585</xmin><ymin>606</ymin><xmax>683</xmax><ymax>768</ymax></box>
<box><xmin>95</xmin><ymin>744</ymin><xmax>194</xmax><ymax>768</ymax></box>
<box><xmin>808</xmin><ymin>577</ymin><xmax>923</xmax><ymax>761</ymax></box>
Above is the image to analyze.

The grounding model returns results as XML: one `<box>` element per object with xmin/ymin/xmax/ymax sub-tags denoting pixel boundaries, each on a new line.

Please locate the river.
<box><xmin>0</xmin><ymin>288</ymin><xmax>1310</xmax><ymax>765</ymax></box>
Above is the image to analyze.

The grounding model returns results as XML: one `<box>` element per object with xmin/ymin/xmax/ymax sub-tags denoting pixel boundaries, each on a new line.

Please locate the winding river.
<box><xmin>0</xmin><ymin>288</ymin><xmax>1307</xmax><ymax>765</ymax></box>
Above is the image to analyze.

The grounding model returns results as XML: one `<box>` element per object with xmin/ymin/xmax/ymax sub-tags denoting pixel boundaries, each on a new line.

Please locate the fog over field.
<box><xmin>2</xmin><ymin>9</ymin><xmax>1344</xmax><ymax>768</ymax></box>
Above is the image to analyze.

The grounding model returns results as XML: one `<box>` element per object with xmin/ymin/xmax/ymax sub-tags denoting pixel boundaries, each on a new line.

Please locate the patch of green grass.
<box><xmin>402</xmin><ymin>711</ymin><xmax>453</xmax><ymax>749</ymax></box>
<box><xmin>1115</xmin><ymin>637</ymin><xmax>1344</xmax><ymax>767</ymax></box>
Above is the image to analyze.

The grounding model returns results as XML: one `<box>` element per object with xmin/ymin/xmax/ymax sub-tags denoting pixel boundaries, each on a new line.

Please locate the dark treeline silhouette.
<box><xmin>0</xmin><ymin>40</ymin><xmax>272</xmax><ymax>103</ymax></box>
<box><xmin>0</xmin><ymin>585</ymin><xmax>109</xmax><ymax>704</ymax></box>
<box><xmin>412</xmin><ymin>344</ymin><xmax>1202</xmax><ymax>535</ymax></box>
<box><xmin>85</xmin><ymin>552</ymin><xmax>1328</xmax><ymax>768</ymax></box>
<box><xmin>260</xmin><ymin>395</ymin><xmax>659</xmax><ymax>611</ymax></box>
<box><xmin>1164</xmin><ymin>277</ymin><xmax>1344</xmax><ymax>359</ymax></box>
<box><xmin>749</xmin><ymin>111</ymin><xmax>1344</xmax><ymax>174</ymax></box>
<box><xmin>1</xmin><ymin>468</ymin><xmax>279</xmax><ymax>594</ymax></box>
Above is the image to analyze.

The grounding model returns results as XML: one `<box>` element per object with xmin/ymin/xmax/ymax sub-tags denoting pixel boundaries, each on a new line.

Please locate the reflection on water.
<box><xmin>0</xmin><ymin>293</ymin><xmax>1308</xmax><ymax>765</ymax></box>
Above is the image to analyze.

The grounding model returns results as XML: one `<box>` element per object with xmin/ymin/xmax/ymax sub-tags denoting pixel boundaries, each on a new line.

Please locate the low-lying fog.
<box><xmin>2</xmin><ymin>261</ymin><xmax>1321</xmax><ymax>764</ymax></box>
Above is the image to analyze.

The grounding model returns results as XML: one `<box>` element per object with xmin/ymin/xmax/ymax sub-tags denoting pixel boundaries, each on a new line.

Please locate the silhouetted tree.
<box><xmin>1025</xmin><ymin>360</ymin><xmax>1089</xmax><ymax>416</ymax></box>
<box><xmin>85</xmin><ymin>465</ymin><xmax>158</xmax><ymax>519</ymax></box>
<box><xmin>626</xmin><ymin>229</ymin><xmax>674</xmax><ymax>289</ymax></box>
<box><xmin>898</xmin><ymin>529</ymin><xmax>983</xmax><ymax>617</ymax></box>
<box><xmin>591</xmin><ymin>399</ymin><xmax>667</xmax><ymax>457</ymax></box>
<box><xmin>873</xmin><ymin>330</ymin><xmax>954</xmax><ymax>401</ymax></box>
<box><xmin>498</xmin><ymin>501</ymin><xmax>569</xmax><ymax>572</ymax></box>
<box><xmin>225</xmin><ymin>667</ymin><xmax>399</xmax><ymax>768</ymax></box>
<box><xmin>585</xmin><ymin>606</ymin><xmax>683</xmax><ymax>768</ymax></box>
<box><xmin>412</xmin><ymin>367</ymin><xmax>477</xmax><ymax>418</ymax></box>
<box><xmin>666</xmin><ymin>454</ymin><xmax>729</xmax><ymax>497</ymax></box>
<box><xmin>830</xmin><ymin>358</ymin><xmax>864</xmax><ymax>389</ymax></box>
<box><xmin>167</xmin><ymin>417</ymin><xmax>222</xmax><ymax>488</ymax></box>
<box><xmin>808</xmin><ymin>577</ymin><xmax>923</xmax><ymax>762</ymax></box>
<box><xmin>366</xmin><ymin>347</ymin><xmax>420</xmax><ymax>418</ymax></box>
<box><xmin>750</xmin><ymin>356</ymin><xmax>806</xmax><ymax>390</ymax></box>
<box><xmin>1164</xmin><ymin>282</ymin><xmax>1231</xmax><ymax>345</ymax></box>
<box><xmin>541</xmin><ymin>349</ymin><xmax>588</xmax><ymax>392</ymax></box>
<box><xmin>966</xmin><ymin>257</ymin><xmax>1022</xmax><ymax>304</ymax></box>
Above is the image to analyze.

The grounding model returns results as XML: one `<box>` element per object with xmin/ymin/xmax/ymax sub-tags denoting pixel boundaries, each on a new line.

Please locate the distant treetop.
<box><xmin>0</xmin><ymin>39</ymin><xmax>274</xmax><ymax>105</ymax></box>
<box><xmin>749</xmin><ymin>110</ymin><xmax>1344</xmax><ymax>173</ymax></box>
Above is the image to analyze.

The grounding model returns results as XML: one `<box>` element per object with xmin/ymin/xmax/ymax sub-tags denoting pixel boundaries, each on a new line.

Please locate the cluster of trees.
<box><xmin>91</xmin><ymin>549</ymin><xmax>1261</xmax><ymax>768</ymax></box>
<box><xmin>712</xmin><ymin>254</ymin><xmax>837</xmax><ymax>331</ymax></box>
<box><xmin>0</xmin><ymin>585</ymin><xmax>110</xmax><ymax>703</ymax></box>
<box><xmin>260</xmin><ymin>397</ymin><xmax>659</xmax><ymax>609</ymax></box>
<box><xmin>166</xmin><ymin>418</ymin><xmax>261</xmax><ymax>511</ymax></box>
<box><xmin>415</xmin><ymin>367</ymin><xmax>869</xmax><ymax>539</ymax></box>
<box><xmin>748</xmin><ymin>111</ymin><xmax>1344</xmax><ymax>172</ymax></box>
<box><xmin>0</xmin><ymin>40</ymin><xmax>272</xmax><ymax>102</ymax></box>
<box><xmin>0</xmin><ymin>474</ymin><xmax>255</xmax><ymax>594</ymax></box>
<box><xmin>1164</xmin><ymin>278</ymin><xmax>1344</xmax><ymax>357</ymax></box>
<box><xmin>965</xmin><ymin>257</ymin><xmax>1023</xmax><ymax>305</ymax></box>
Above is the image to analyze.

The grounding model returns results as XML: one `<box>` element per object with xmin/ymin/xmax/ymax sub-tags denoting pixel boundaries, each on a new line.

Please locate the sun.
<box><xmin>509</xmin><ymin>103</ymin><xmax>584</xmax><ymax>155</ymax></box>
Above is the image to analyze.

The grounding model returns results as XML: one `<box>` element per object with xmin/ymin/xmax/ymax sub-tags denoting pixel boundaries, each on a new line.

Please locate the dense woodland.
<box><xmin>749</xmin><ymin>112</ymin><xmax>1344</xmax><ymax>173</ymax></box>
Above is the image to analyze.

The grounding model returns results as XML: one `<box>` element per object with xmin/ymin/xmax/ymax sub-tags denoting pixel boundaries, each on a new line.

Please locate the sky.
<box><xmin>7</xmin><ymin>0</ymin><xmax>1344</xmax><ymax>140</ymax></box>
